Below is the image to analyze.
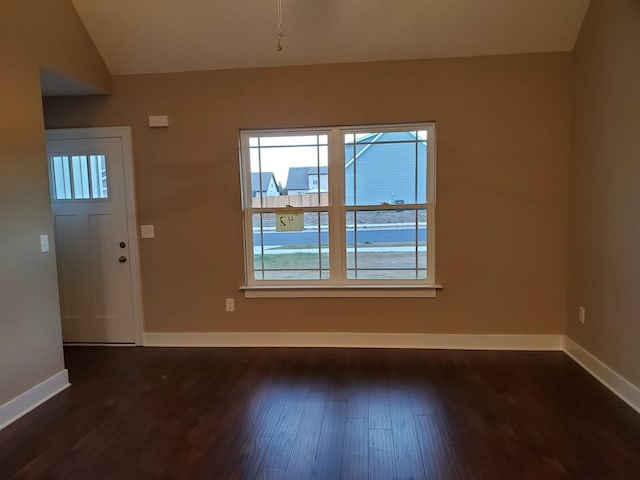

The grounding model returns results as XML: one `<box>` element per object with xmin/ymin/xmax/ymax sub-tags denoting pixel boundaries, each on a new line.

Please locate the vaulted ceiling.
<box><xmin>71</xmin><ymin>0</ymin><xmax>590</xmax><ymax>75</ymax></box>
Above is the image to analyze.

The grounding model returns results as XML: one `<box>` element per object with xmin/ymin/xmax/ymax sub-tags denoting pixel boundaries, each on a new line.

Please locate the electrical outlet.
<box><xmin>225</xmin><ymin>298</ymin><xmax>235</xmax><ymax>312</ymax></box>
<box><xmin>579</xmin><ymin>306</ymin><xmax>586</xmax><ymax>324</ymax></box>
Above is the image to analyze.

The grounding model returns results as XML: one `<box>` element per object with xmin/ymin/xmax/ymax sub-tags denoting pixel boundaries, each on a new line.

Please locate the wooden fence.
<box><xmin>251</xmin><ymin>193</ymin><xmax>329</xmax><ymax>208</ymax></box>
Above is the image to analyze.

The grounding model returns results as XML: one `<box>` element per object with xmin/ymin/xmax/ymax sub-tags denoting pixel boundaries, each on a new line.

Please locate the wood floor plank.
<box><xmin>283</xmin><ymin>390</ymin><xmax>328</xmax><ymax>480</ymax></box>
<box><xmin>1</xmin><ymin>347</ymin><xmax>640</xmax><ymax>479</ymax></box>
<box><xmin>369</xmin><ymin>428</ymin><xmax>396</xmax><ymax>480</ymax></box>
<box><xmin>312</xmin><ymin>400</ymin><xmax>347</xmax><ymax>479</ymax></box>
<box><xmin>413</xmin><ymin>414</ymin><xmax>462</xmax><ymax>480</ymax></box>
<box><xmin>340</xmin><ymin>417</ymin><xmax>369</xmax><ymax>480</ymax></box>
<box><xmin>346</xmin><ymin>387</ymin><xmax>369</xmax><ymax>419</ymax></box>
<box><xmin>369</xmin><ymin>385</ymin><xmax>392</xmax><ymax>429</ymax></box>
<box><xmin>389</xmin><ymin>388</ymin><xmax>425</xmax><ymax>480</ymax></box>
<box><xmin>260</xmin><ymin>384</ymin><xmax>309</xmax><ymax>473</ymax></box>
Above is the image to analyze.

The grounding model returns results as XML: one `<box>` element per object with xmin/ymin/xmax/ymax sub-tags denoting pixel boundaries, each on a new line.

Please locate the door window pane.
<box><xmin>90</xmin><ymin>155</ymin><xmax>108</xmax><ymax>199</ymax></box>
<box><xmin>71</xmin><ymin>156</ymin><xmax>90</xmax><ymax>199</ymax></box>
<box><xmin>52</xmin><ymin>156</ymin><xmax>72</xmax><ymax>200</ymax></box>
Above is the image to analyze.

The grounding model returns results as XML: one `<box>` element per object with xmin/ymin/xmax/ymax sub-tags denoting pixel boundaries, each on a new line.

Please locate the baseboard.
<box><xmin>0</xmin><ymin>370</ymin><xmax>70</xmax><ymax>431</ymax></box>
<box><xmin>563</xmin><ymin>337</ymin><xmax>640</xmax><ymax>414</ymax></box>
<box><xmin>143</xmin><ymin>332</ymin><xmax>563</xmax><ymax>350</ymax></box>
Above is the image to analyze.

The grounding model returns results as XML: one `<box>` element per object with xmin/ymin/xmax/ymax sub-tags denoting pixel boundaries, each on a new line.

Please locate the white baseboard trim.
<box><xmin>0</xmin><ymin>370</ymin><xmax>70</xmax><ymax>431</ymax></box>
<box><xmin>143</xmin><ymin>332</ymin><xmax>564</xmax><ymax>351</ymax></box>
<box><xmin>563</xmin><ymin>337</ymin><xmax>640</xmax><ymax>414</ymax></box>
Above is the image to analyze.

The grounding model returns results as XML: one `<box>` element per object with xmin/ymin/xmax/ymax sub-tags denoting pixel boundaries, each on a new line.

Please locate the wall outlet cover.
<box><xmin>225</xmin><ymin>298</ymin><xmax>235</xmax><ymax>312</ymax></box>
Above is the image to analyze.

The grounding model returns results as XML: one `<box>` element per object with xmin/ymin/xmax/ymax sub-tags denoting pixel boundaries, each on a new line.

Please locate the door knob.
<box><xmin>118</xmin><ymin>256</ymin><xmax>127</xmax><ymax>263</ymax></box>
<box><xmin>119</xmin><ymin>241</ymin><xmax>126</xmax><ymax>248</ymax></box>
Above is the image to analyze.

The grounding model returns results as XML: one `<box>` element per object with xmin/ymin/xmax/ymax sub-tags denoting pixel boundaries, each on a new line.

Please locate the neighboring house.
<box><xmin>285</xmin><ymin>132</ymin><xmax>426</xmax><ymax>202</ymax></box>
<box><xmin>344</xmin><ymin>131</ymin><xmax>427</xmax><ymax>205</ymax></box>
<box><xmin>251</xmin><ymin>172</ymin><xmax>280</xmax><ymax>197</ymax></box>
<box><xmin>286</xmin><ymin>166</ymin><xmax>328</xmax><ymax>195</ymax></box>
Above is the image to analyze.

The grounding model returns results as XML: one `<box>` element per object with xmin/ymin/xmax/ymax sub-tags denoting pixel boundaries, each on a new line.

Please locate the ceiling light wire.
<box><xmin>277</xmin><ymin>0</ymin><xmax>285</xmax><ymax>52</ymax></box>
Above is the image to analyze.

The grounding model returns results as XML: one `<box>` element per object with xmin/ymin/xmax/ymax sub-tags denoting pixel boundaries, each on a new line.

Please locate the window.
<box><xmin>50</xmin><ymin>154</ymin><xmax>108</xmax><ymax>200</ymax></box>
<box><xmin>240</xmin><ymin>123</ymin><xmax>437</xmax><ymax>296</ymax></box>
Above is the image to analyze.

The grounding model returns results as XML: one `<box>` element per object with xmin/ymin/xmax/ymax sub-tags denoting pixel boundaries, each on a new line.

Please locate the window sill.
<box><xmin>239</xmin><ymin>284</ymin><xmax>442</xmax><ymax>298</ymax></box>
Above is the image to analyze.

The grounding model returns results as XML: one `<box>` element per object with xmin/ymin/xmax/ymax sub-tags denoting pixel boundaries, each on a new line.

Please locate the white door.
<box><xmin>46</xmin><ymin>128</ymin><xmax>141</xmax><ymax>344</ymax></box>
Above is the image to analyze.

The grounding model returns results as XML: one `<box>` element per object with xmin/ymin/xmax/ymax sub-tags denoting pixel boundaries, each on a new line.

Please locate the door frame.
<box><xmin>45</xmin><ymin>126</ymin><xmax>144</xmax><ymax>346</ymax></box>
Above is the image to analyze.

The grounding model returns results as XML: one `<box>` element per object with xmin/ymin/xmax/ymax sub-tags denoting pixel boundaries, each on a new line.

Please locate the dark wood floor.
<box><xmin>1</xmin><ymin>347</ymin><xmax>639</xmax><ymax>479</ymax></box>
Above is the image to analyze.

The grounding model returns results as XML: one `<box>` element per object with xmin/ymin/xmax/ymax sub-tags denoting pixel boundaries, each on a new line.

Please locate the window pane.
<box><xmin>90</xmin><ymin>155</ymin><xmax>108</xmax><ymax>199</ymax></box>
<box><xmin>346</xmin><ymin>209</ymin><xmax>427</xmax><ymax>280</ymax></box>
<box><xmin>345</xmin><ymin>130</ymin><xmax>427</xmax><ymax>206</ymax></box>
<box><xmin>258</xmin><ymin>135</ymin><xmax>328</xmax><ymax>147</ymax></box>
<box><xmin>249</xmin><ymin>134</ymin><xmax>329</xmax><ymax>208</ymax></box>
<box><xmin>252</xmin><ymin>212</ymin><xmax>329</xmax><ymax>280</ymax></box>
<box><xmin>51</xmin><ymin>156</ymin><xmax>72</xmax><ymax>199</ymax></box>
<box><xmin>71</xmin><ymin>155</ymin><xmax>90</xmax><ymax>199</ymax></box>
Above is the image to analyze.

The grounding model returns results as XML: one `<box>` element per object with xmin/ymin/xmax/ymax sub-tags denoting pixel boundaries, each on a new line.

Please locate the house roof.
<box><xmin>345</xmin><ymin>131</ymin><xmax>424</xmax><ymax>168</ymax></box>
<box><xmin>251</xmin><ymin>172</ymin><xmax>277</xmax><ymax>193</ymax></box>
<box><xmin>286</xmin><ymin>166</ymin><xmax>328</xmax><ymax>191</ymax></box>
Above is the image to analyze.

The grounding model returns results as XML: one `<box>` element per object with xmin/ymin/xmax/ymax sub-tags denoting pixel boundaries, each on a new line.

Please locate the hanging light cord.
<box><xmin>277</xmin><ymin>0</ymin><xmax>285</xmax><ymax>51</ymax></box>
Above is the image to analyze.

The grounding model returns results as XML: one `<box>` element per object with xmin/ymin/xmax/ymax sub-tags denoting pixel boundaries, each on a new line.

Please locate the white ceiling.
<box><xmin>71</xmin><ymin>0</ymin><xmax>590</xmax><ymax>75</ymax></box>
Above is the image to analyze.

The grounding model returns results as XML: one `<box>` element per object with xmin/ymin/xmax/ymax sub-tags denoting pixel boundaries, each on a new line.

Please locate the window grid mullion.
<box><xmin>414</xmin><ymin>136</ymin><xmax>419</xmax><ymax>279</ymax></box>
<box><xmin>241</xmin><ymin>136</ymin><xmax>250</xmax><ymax>280</ymax></box>
<box><xmin>68</xmin><ymin>156</ymin><xmax>77</xmax><ymax>199</ymax></box>
<box><xmin>316</xmin><ymin>211</ymin><xmax>322</xmax><ymax>279</ymax></box>
<box><xmin>255</xmin><ymin>138</ymin><xmax>266</xmax><ymax>276</ymax></box>
<box><xmin>328</xmin><ymin>128</ymin><xmax>345</xmax><ymax>282</ymax></box>
<box><xmin>257</xmin><ymin>137</ymin><xmax>264</xmax><ymax>208</ymax></box>
<box><xmin>415</xmin><ymin>209</ymin><xmax>419</xmax><ymax>279</ymax></box>
<box><xmin>352</xmin><ymin>140</ymin><xmax>358</xmax><ymax>279</ymax></box>
<box><xmin>87</xmin><ymin>155</ymin><xmax>95</xmax><ymax>199</ymax></box>
<box><xmin>87</xmin><ymin>155</ymin><xmax>94</xmax><ymax>199</ymax></box>
<box><xmin>242</xmin><ymin>133</ymin><xmax>257</xmax><ymax>282</ymax></box>
<box><xmin>315</xmin><ymin>138</ymin><xmax>322</xmax><ymax>279</ymax></box>
<box><xmin>427</xmin><ymin>124</ymin><xmax>436</xmax><ymax>282</ymax></box>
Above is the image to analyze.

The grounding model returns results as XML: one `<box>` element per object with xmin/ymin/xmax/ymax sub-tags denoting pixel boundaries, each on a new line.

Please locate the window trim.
<box><xmin>239</xmin><ymin>284</ymin><xmax>442</xmax><ymax>298</ymax></box>
<box><xmin>239</xmin><ymin>123</ymin><xmax>438</xmax><ymax>296</ymax></box>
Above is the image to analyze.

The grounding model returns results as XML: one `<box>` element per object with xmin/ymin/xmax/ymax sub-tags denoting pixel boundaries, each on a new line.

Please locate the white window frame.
<box><xmin>239</xmin><ymin>123</ymin><xmax>441</xmax><ymax>298</ymax></box>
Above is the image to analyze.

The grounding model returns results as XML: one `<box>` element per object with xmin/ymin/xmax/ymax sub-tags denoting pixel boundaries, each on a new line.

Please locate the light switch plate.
<box><xmin>40</xmin><ymin>234</ymin><xmax>49</xmax><ymax>253</ymax></box>
<box><xmin>140</xmin><ymin>225</ymin><xmax>155</xmax><ymax>238</ymax></box>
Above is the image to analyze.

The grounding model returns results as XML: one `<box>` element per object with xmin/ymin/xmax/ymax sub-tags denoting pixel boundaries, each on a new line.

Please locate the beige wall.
<box><xmin>44</xmin><ymin>53</ymin><xmax>572</xmax><ymax>336</ymax></box>
<box><xmin>0</xmin><ymin>0</ymin><xmax>110</xmax><ymax>405</ymax></box>
<box><xmin>567</xmin><ymin>0</ymin><xmax>640</xmax><ymax>387</ymax></box>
